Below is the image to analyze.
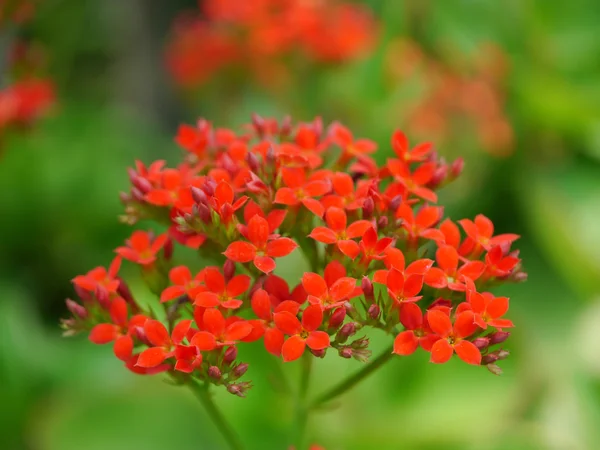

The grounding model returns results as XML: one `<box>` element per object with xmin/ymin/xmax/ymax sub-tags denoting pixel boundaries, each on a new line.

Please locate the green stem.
<box><xmin>188</xmin><ymin>380</ymin><xmax>244</xmax><ymax>450</ymax></box>
<box><xmin>294</xmin><ymin>353</ymin><xmax>313</xmax><ymax>449</ymax></box>
<box><xmin>310</xmin><ymin>345</ymin><xmax>394</xmax><ymax>409</ymax></box>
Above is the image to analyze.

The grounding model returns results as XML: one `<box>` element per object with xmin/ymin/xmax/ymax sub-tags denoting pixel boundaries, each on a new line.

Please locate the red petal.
<box><xmin>308</xmin><ymin>227</ymin><xmax>337</xmax><ymax>244</ymax></box>
<box><xmin>403</xmin><ymin>274</ymin><xmax>424</xmax><ymax>298</ymax></box>
<box><xmin>221</xmin><ymin>299</ymin><xmax>243</xmax><ymax>309</ymax></box>
<box><xmin>329</xmin><ymin>277</ymin><xmax>356</xmax><ymax>302</ymax></box>
<box><xmin>412</xmin><ymin>187</ymin><xmax>438</xmax><ymax>203</ymax></box>
<box><xmin>172</xmin><ymin>319</ymin><xmax>193</xmax><ymax>345</ymax></box>
<box><xmin>323</xmin><ymin>261</ymin><xmax>346</xmax><ymax>286</ymax></box>
<box><xmin>304</xmin><ymin>180</ymin><xmax>331</xmax><ymax>197</ymax></box>
<box><xmin>412</xmin><ymin>162</ymin><xmax>436</xmax><ymax>185</ymax></box>
<box><xmin>225</xmin><ymin>321</ymin><xmax>253</xmax><ymax>341</ymax></box>
<box><xmin>264</xmin><ymin>327</ymin><xmax>284</xmax><ymax>356</ymax></box>
<box><xmin>215</xmin><ymin>180</ymin><xmax>234</xmax><ymax>204</ymax></box>
<box><xmin>427</xmin><ymin>310</ymin><xmax>452</xmax><ymax>337</ymax></box>
<box><xmin>325</xmin><ymin>207</ymin><xmax>347</xmax><ymax>231</ymax></box>
<box><xmin>282</xmin><ymin>335</ymin><xmax>306</xmax><ymax>362</ymax></box>
<box><xmin>274</xmin><ymin>187</ymin><xmax>299</xmax><ymax>205</ymax></box>
<box><xmin>301</xmin><ymin>198</ymin><xmax>325</xmax><ymax>217</ymax></box>
<box><xmin>346</xmin><ymin>220</ymin><xmax>372</xmax><ymax>239</ymax></box>
<box><xmin>89</xmin><ymin>324</ymin><xmax>118</xmax><ymax>344</ymax></box>
<box><xmin>437</xmin><ymin>245</ymin><xmax>458</xmax><ymax>273</ymax></box>
<box><xmin>190</xmin><ymin>331</ymin><xmax>217</xmax><ymax>351</ymax></box>
<box><xmin>203</xmin><ymin>267</ymin><xmax>225</xmax><ymax>293</ymax></box>
<box><xmin>224</xmin><ymin>241</ymin><xmax>256</xmax><ymax>263</ymax></box>
<box><xmin>194</xmin><ymin>292</ymin><xmax>220</xmax><ymax>308</ymax></box>
<box><xmin>337</xmin><ymin>240</ymin><xmax>360</xmax><ymax>259</ymax></box>
<box><xmin>113</xmin><ymin>335</ymin><xmax>133</xmax><ymax>361</ymax></box>
<box><xmin>273</xmin><ymin>311</ymin><xmax>303</xmax><ymax>335</ymax></box>
<box><xmin>392</xmin><ymin>130</ymin><xmax>409</xmax><ymax>158</ymax></box>
<box><xmin>399</xmin><ymin>302</ymin><xmax>423</xmax><ymax>330</ymax></box>
<box><xmin>266</xmin><ymin>237</ymin><xmax>298</xmax><ymax>257</ymax></box>
<box><xmin>302</xmin><ymin>272</ymin><xmax>328</xmax><ymax>298</ymax></box>
<box><xmin>169</xmin><ymin>265</ymin><xmax>192</xmax><ymax>285</ymax></box>
<box><xmin>109</xmin><ymin>297</ymin><xmax>128</xmax><ymax>327</ymax></box>
<box><xmin>440</xmin><ymin>219</ymin><xmax>461</xmax><ymax>248</ymax></box>
<box><xmin>248</xmin><ymin>215</ymin><xmax>270</xmax><ymax>247</ymax></box>
<box><xmin>487</xmin><ymin>296</ymin><xmax>509</xmax><ymax>319</ymax></box>
<box><xmin>227</xmin><ymin>274</ymin><xmax>251</xmax><ymax>297</ymax></box>
<box><xmin>203</xmin><ymin>308</ymin><xmax>226</xmax><ymax>336</ymax></box>
<box><xmin>137</xmin><ymin>347</ymin><xmax>168</xmax><ymax>368</ymax></box>
<box><xmin>306</xmin><ymin>331</ymin><xmax>330</xmax><ymax>350</ymax></box>
<box><xmin>254</xmin><ymin>255</ymin><xmax>276</xmax><ymax>273</ymax></box>
<box><xmin>454</xmin><ymin>311</ymin><xmax>478</xmax><ymax>338</ymax></box>
<box><xmin>129</xmin><ymin>230</ymin><xmax>150</xmax><ymax>252</ymax></box>
<box><xmin>160</xmin><ymin>285</ymin><xmax>185</xmax><ymax>303</ymax></box>
<box><xmin>458</xmin><ymin>261</ymin><xmax>486</xmax><ymax>281</ymax></box>
<box><xmin>393</xmin><ymin>331</ymin><xmax>418</xmax><ymax>355</ymax></box>
<box><xmin>251</xmin><ymin>289</ymin><xmax>272</xmax><ymax>321</ymax></box>
<box><xmin>458</xmin><ymin>219</ymin><xmax>478</xmax><ymax>241</ymax></box>
<box><xmin>406</xmin><ymin>258</ymin><xmax>434</xmax><ymax>275</ymax></box>
<box><xmin>144</xmin><ymin>320</ymin><xmax>170</xmax><ymax>347</ymax></box>
<box><xmin>429</xmin><ymin>339</ymin><xmax>453</xmax><ymax>364</ymax></box>
<box><xmin>281</xmin><ymin>167</ymin><xmax>305</xmax><ymax>188</ymax></box>
<box><xmin>488</xmin><ymin>318</ymin><xmax>514</xmax><ymax>328</ymax></box>
<box><xmin>416</xmin><ymin>206</ymin><xmax>442</xmax><ymax>229</ymax></box>
<box><xmin>331</xmin><ymin>173</ymin><xmax>353</xmax><ymax>196</ymax></box>
<box><xmin>454</xmin><ymin>340</ymin><xmax>482</xmax><ymax>365</ymax></box>
<box><xmin>267</xmin><ymin>209</ymin><xmax>287</xmax><ymax>232</ymax></box>
<box><xmin>302</xmin><ymin>304</ymin><xmax>324</xmax><ymax>332</ymax></box>
<box><xmin>386</xmin><ymin>268</ymin><xmax>405</xmax><ymax>295</ymax></box>
<box><xmin>424</xmin><ymin>268</ymin><xmax>447</xmax><ymax>289</ymax></box>
<box><xmin>474</xmin><ymin>214</ymin><xmax>494</xmax><ymax>238</ymax></box>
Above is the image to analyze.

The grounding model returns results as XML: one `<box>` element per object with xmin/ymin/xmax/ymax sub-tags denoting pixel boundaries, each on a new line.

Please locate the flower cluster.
<box><xmin>0</xmin><ymin>79</ymin><xmax>54</xmax><ymax>136</ymax></box>
<box><xmin>62</xmin><ymin>114</ymin><xmax>525</xmax><ymax>397</ymax></box>
<box><xmin>0</xmin><ymin>0</ymin><xmax>35</xmax><ymax>24</ymax></box>
<box><xmin>386</xmin><ymin>39</ymin><xmax>512</xmax><ymax>156</ymax></box>
<box><xmin>165</xmin><ymin>0</ymin><xmax>376</xmax><ymax>88</ymax></box>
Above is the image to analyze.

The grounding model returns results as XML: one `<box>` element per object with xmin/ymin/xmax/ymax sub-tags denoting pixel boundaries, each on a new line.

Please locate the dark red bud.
<box><xmin>362</xmin><ymin>197</ymin><xmax>375</xmax><ymax>219</ymax></box>
<box><xmin>131</xmin><ymin>187</ymin><xmax>145</xmax><ymax>202</ymax></box>
<box><xmin>482</xmin><ymin>353</ymin><xmax>499</xmax><ymax>365</ymax></box>
<box><xmin>203</xmin><ymin>179</ymin><xmax>216</xmax><ymax>196</ymax></box>
<box><xmin>74</xmin><ymin>284</ymin><xmax>92</xmax><ymax>302</ymax></box>
<box><xmin>337</xmin><ymin>323</ymin><xmax>356</xmax><ymax>343</ymax></box>
<box><xmin>472</xmin><ymin>337</ymin><xmax>490</xmax><ymax>350</ymax></box>
<box><xmin>310</xmin><ymin>348</ymin><xmax>326</xmax><ymax>358</ymax></box>
<box><xmin>368</xmin><ymin>304</ymin><xmax>380</xmax><ymax>320</ymax></box>
<box><xmin>163</xmin><ymin>238</ymin><xmax>173</xmax><ymax>261</ymax></box>
<box><xmin>224</xmin><ymin>260</ymin><xmax>236</xmax><ymax>282</ymax></box>
<box><xmin>377</xmin><ymin>216</ymin><xmax>388</xmax><ymax>229</ymax></box>
<box><xmin>328</xmin><ymin>307</ymin><xmax>346</xmax><ymax>329</ymax></box>
<box><xmin>450</xmin><ymin>158</ymin><xmax>464</xmax><ymax>178</ymax></box>
<box><xmin>266</xmin><ymin>146</ymin><xmax>276</xmax><ymax>165</ymax></box>
<box><xmin>339</xmin><ymin>347</ymin><xmax>353</xmax><ymax>359</ymax></box>
<box><xmin>389</xmin><ymin>195</ymin><xmax>403</xmax><ymax>212</ymax></box>
<box><xmin>361</xmin><ymin>276</ymin><xmax>373</xmax><ymax>300</ymax></box>
<box><xmin>227</xmin><ymin>381</ymin><xmax>252</xmax><ymax>397</ymax></box>
<box><xmin>66</xmin><ymin>299</ymin><xmax>88</xmax><ymax>319</ymax></box>
<box><xmin>246</xmin><ymin>152</ymin><xmax>260</xmax><ymax>172</ymax></box>
<box><xmin>429</xmin><ymin>165</ymin><xmax>448</xmax><ymax>188</ymax></box>
<box><xmin>208</xmin><ymin>366</ymin><xmax>222</xmax><ymax>379</ymax></box>
<box><xmin>232</xmin><ymin>363</ymin><xmax>249</xmax><ymax>379</ymax></box>
<box><xmin>132</xmin><ymin>176</ymin><xmax>152</xmax><ymax>194</ymax></box>
<box><xmin>488</xmin><ymin>331</ymin><xmax>510</xmax><ymax>346</ymax></box>
<box><xmin>224</xmin><ymin>346</ymin><xmax>238</xmax><ymax>364</ymax></box>
<box><xmin>197</xmin><ymin>204</ymin><xmax>212</xmax><ymax>224</ymax></box>
<box><xmin>280</xmin><ymin>116</ymin><xmax>292</xmax><ymax>137</ymax></box>
<box><xmin>116</xmin><ymin>277</ymin><xmax>136</xmax><ymax>306</ymax></box>
<box><xmin>95</xmin><ymin>286</ymin><xmax>111</xmax><ymax>310</ymax></box>
<box><xmin>191</xmin><ymin>186</ymin><xmax>207</xmax><ymax>204</ymax></box>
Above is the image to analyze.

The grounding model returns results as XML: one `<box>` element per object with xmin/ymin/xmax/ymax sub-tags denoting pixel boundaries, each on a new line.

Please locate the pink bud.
<box><xmin>368</xmin><ymin>304</ymin><xmax>380</xmax><ymax>320</ymax></box>
<box><xmin>310</xmin><ymin>348</ymin><xmax>326</xmax><ymax>358</ymax></box>
<box><xmin>224</xmin><ymin>346</ymin><xmax>238</xmax><ymax>364</ymax></box>
<box><xmin>389</xmin><ymin>195</ymin><xmax>403</xmax><ymax>212</ymax></box>
<box><xmin>208</xmin><ymin>366</ymin><xmax>222</xmax><ymax>380</ymax></box>
<box><xmin>328</xmin><ymin>307</ymin><xmax>346</xmax><ymax>329</ymax></box>
<box><xmin>224</xmin><ymin>260</ymin><xmax>236</xmax><ymax>282</ymax></box>
<box><xmin>246</xmin><ymin>152</ymin><xmax>260</xmax><ymax>173</ymax></box>
<box><xmin>337</xmin><ymin>323</ymin><xmax>356</xmax><ymax>343</ymax></box>
<box><xmin>488</xmin><ymin>331</ymin><xmax>510</xmax><ymax>346</ymax></box>
<box><xmin>116</xmin><ymin>278</ymin><xmax>136</xmax><ymax>307</ymax></box>
<box><xmin>227</xmin><ymin>381</ymin><xmax>252</xmax><ymax>397</ymax></box>
<box><xmin>132</xmin><ymin>176</ymin><xmax>152</xmax><ymax>194</ymax></box>
<box><xmin>450</xmin><ymin>158</ymin><xmax>464</xmax><ymax>178</ymax></box>
<box><xmin>377</xmin><ymin>216</ymin><xmax>388</xmax><ymax>230</ymax></box>
<box><xmin>280</xmin><ymin>115</ymin><xmax>292</xmax><ymax>137</ymax></box>
<box><xmin>66</xmin><ymin>299</ymin><xmax>88</xmax><ymax>319</ymax></box>
<box><xmin>339</xmin><ymin>347</ymin><xmax>353</xmax><ymax>359</ymax></box>
<box><xmin>131</xmin><ymin>187</ymin><xmax>145</xmax><ymax>202</ymax></box>
<box><xmin>362</xmin><ymin>197</ymin><xmax>375</xmax><ymax>219</ymax></box>
<box><xmin>361</xmin><ymin>277</ymin><xmax>373</xmax><ymax>300</ymax></box>
<box><xmin>231</xmin><ymin>363</ymin><xmax>249</xmax><ymax>379</ymax></box>
<box><xmin>191</xmin><ymin>186</ymin><xmax>207</xmax><ymax>204</ymax></box>
<box><xmin>429</xmin><ymin>165</ymin><xmax>448</xmax><ymax>188</ymax></box>
<box><xmin>472</xmin><ymin>337</ymin><xmax>490</xmax><ymax>350</ymax></box>
<box><xmin>119</xmin><ymin>192</ymin><xmax>131</xmax><ymax>204</ymax></box>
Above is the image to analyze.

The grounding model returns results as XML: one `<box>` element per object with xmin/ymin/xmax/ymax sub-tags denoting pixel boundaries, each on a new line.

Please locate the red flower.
<box><xmin>209</xmin><ymin>180</ymin><xmax>249</xmax><ymax>225</ymax></box>
<box><xmin>427</xmin><ymin>310</ymin><xmax>481</xmax><ymax>365</ymax></box>
<box><xmin>136</xmin><ymin>319</ymin><xmax>193</xmax><ymax>368</ymax></box>
<box><xmin>309</xmin><ymin>207</ymin><xmax>372</xmax><ymax>258</ymax></box>
<box><xmin>424</xmin><ymin>245</ymin><xmax>485</xmax><ymax>291</ymax></box>
<box><xmin>273</xmin><ymin>304</ymin><xmax>330</xmax><ymax>362</ymax></box>
<box><xmin>160</xmin><ymin>265</ymin><xmax>206</xmax><ymax>302</ymax></box>
<box><xmin>393</xmin><ymin>302</ymin><xmax>438</xmax><ymax>356</ymax></box>
<box><xmin>302</xmin><ymin>266</ymin><xmax>357</xmax><ymax>310</ymax></box>
<box><xmin>330</xmin><ymin>122</ymin><xmax>377</xmax><ymax>160</ymax></box>
<box><xmin>194</xmin><ymin>267</ymin><xmax>250</xmax><ymax>309</ymax></box>
<box><xmin>224</xmin><ymin>214</ymin><xmax>298</xmax><ymax>273</ymax></box>
<box><xmin>391</xmin><ymin>130</ymin><xmax>432</xmax><ymax>164</ymax></box>
<box><xmin>273</xmin><ymin>167</ymin><xmax>331</xmax><ymax>217</ymax></box>
<box><xmin>320</xmin><ymin>172</ymin><xmax>368</xmax><ymax>211</ymax></box>
<box><xmin>72</xmin><ymin>256</ymin><xmax>121</xmax><ymax>295</ymax></box>
<box><xmin>458</xmin><ymin>214</ymin><xmax>519</xmax><ymax>252</ymax></box>
<box><xmin>387</xmin><ymin>161</ymin><xmax>438</xmax><ymax>203</ymax></box>
<box><xmin>357</xmin><ymin>226</ymin><xmax>394</xmax><ymax>267</ymax></box>
<box><xmin>467</xmin><ymin>290</ymin><xmax>514</xmax><ymax>329</ymax></box>
<box><xmin>88</xmin><ymin>297</ymin><xmax>147</xmax><ymax>361</ymax></box>
<box><xmin>190</xmin><ymin>309</ymin><xmax>253</xmax><ymax>351</ymax></box>
<box><xmin>484</xmin><ymin>245</ymin><xmax>520</xmax><ymax>278</ymax></box>
<box><xmin>395</xmin><ymin>203</ymin><xmax>444</xmax><ymax>246</ymax></box>
<box><xmin>384</xmin><ymin>266</ymin><xmax>427</xmax><ymax>308</ymax></box>
<box><xmin>116</xmin><ymin>231</ymin><xmax>169</xmax><ymax>266</ymax></box>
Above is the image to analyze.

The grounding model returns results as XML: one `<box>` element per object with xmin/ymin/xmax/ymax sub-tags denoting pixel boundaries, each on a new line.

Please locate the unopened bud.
<box><xmin>131</xmin><ymin>187</ymin><xmax>145</xmax><ymax>202</ymax></box>
<box><xmin>246</xmin><ymin>152</ymin><xmax>260</xmax><ymax>172</ymax></box>
<box><xmin>472</xmin><ymin>337</ymin><xmax>490</xmax><ymax>350</ymax></box>
<box><xmin>191</xmin><ymin>186</ymin><xmax>207</xmax><ymax>204</ymax></box>
<box><xmin>351</xmin><ymin>347</ymin><xmax>372</xmax><ymax>363</ymax></box>
<box><xmin>361</xmin><ymin>277</ymin><xmax>373</xmax><ymax>300</ymax></box>
<box><xmin>487</xmin><ymin>363</ymin><xmax>503</xmax><ymax>376</ymax></box>
<box><xmin>66</xmin><ymin>299</ymin><xmax>88</xmax><ymax>319</ymax></box>
<box><xmin>511</xmin><ymin>271</ymin><xmax>528</xmax><ymax>283</ymax></box>
<box><xmin>224</xmin><ymin>346</ymin><xmax>238</xmax><ymax>364</ymax></box>
<box><xmin>163</xmin><ymin>238</ymin><xmax>173</xmax><ymax>261</ymax></box>
<box><xmin>74</xmin><ymin>284</ymin><xmax>92</xmax><ymax>302</ymax></box>
<box><xmin>488</xmin><ymin>331</ymin><xmax>510</xmax><ymax>346</ymax></box>
<box><xmin>328</xmin><ymin>307</ymin><xmax>346</xmax><ymax>329</ymax></box>
<box><xmin>132</xmin><ymin>176</ymin><xmax>152</xmax><ymax>194</ymax></box>
<box><xmin>310</xmin><ymin>348</ymin><xmax>326</xmax><ymax>358</ymax></box>
<box><xmin>377</xmin><ymin>216</ymin><xmax>388</xmax><ymax>229</ymax></box>
<box><xmin>227</xmin><ymin>381</ymin><xmax>252</xmax><ymax>397</ymax></box>
<box><xmin>429</xmin><ymin>165</ymin><xmax>447</xmax><ymax>188</ymax></box>
<box><xmin>116</xmin><ymin>278</ymin><xmax>136</xmax><ymax>307</ymax></box>
<box><xmin>119</xmin><ymin>192</ymin><xmax>131</xmax><ymax>204</ymax></box>
<box><xmin>350</xmin><ymin>336</ymin><xmax>369</xmax><ymax>350</ymax></box>
<box><xmin>224</xmin><ymin>260</ymin><xmax>236</xmax><ymax>282</ymax></box>
<box><xmin>339</xmin><ymin>347</ymin><xmax>353</xmax><ymax>359</ymax></box>
<box><xmin>368</xmin><ymin>304</ymin><xmax>381</xmax><ymax>320</ymax></box>
<box><xmin>231</xmin><ymin>363</ymin><xmax>249</xmax><ymax>380</ymax></box>
<box><xmin>266</xmin><ymin>146</ymin><xmax>276</xmax><ymax>165</ymax></box>
<box><xmin>252</xmin><ymin>113</ymin><xmax>265</xmax><ymax>134</ymax></box>
<box><xmin>95</xmin><ymin>286</ymin><xmax>111</xmax><ymax>310</ymax></box>
<box><xmin>450</xmin><ymin>158</ymin><xmax>464</xmax><ymax>178</ymax></box>
<box><xmin>197</xmin><ymin>204</ymin><xmax>212</xmax><ymax>224</ymax></box>
<box><xmin>208</xmin><ymin>366</ymin><xmax>222</xmax><ymax>380</ymax></box>
<box><xmin>389</xmin><ymin>195</ymin><xmax>403</xmax><ymax>212</ymax></box>
<box><xmin>362</xmin><ymin>197</ymin><xmax>374</xmax><ymax>219</ymax></box>
<box><xmin>497</xmin><ymin>349</ymin><xmax>510</xmax><ymax>360</ymax></box>
<box><xmin>336</xmin><ymin>323</ymin><xmax>356</xmax><ymax>343</ymax></box>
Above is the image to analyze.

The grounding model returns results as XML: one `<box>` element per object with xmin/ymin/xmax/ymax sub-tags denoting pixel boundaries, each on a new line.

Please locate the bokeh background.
<box><xmin>2</xmin><ymin>1</ymin><xmax>600</xmax><ymax>449</ymax></box>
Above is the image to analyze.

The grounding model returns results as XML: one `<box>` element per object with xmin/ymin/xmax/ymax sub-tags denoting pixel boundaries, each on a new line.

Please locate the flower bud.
<box><xmin>95</xmin><ymin>286</ymin><xmax>111</xmax><ymax>310</ymax></box>
<box><xmin>482</xmin><ymin>353</ymin><xmax>499</xmax><ymax>365</ymax></box>
<box><xmin>336</xmin><ymin>323</ymin><xmax>356</xmax><ymax>343</ymax></box>
<box><xmin>224</xmin><ymin>260</ymin><xmax>236</xmax><ymax>282</ymax></box>
<box><xmin>230</xmin><ymin>363</ymin><xmax>249</xmax><ymax>380</ymax></box>
<box><xmin>227</xmin><ymin>381</ymin><xmax>252</xmax><ymax>397</ymax></box>
<box><xmin>362</xmin><ymin>197</ymin><xmax>374</xmax><ymax>219</ymax></box>
<box><xmin>328</xmin><ymin>307</ymin><xmax>346</xmax><ymax>329</ymax></box>
<box><xmin>224</xmin><ymin>346</ymin><xmax>238</xmax><ymax>364</ymax></box>
<box><xmin>487</xmin><ymin>363</ymin><xmax>503</xmax><ymax>376</ymax></box>
<box><xmin>310</xmin><ymin>348</ymin><xmax>326</xmax><ymax>358</ymax></box>
<box><xmin>119</xmin><ymin>192</ymin><xmax>131</xmax><ymax>204</ymax></box>
<box><xmin>191</xmin><ymin>186</ymin><xmax>207</xmax><ymax>204</ymax></box>
<box><xmin>74</xmin><ymin>284</ymin><xmax>92</xmax><ymax>302</ymax></box>
<box><xmin>488</xmin><ymin>331</ymin><xmax>510</xmax><ymax>346</ymax></box>
<box><xmin>66</xmin><ymin>299</ymin><xmax>88</xmax><ymax>319</ymax></box>
<box><xmin>266</xmin><ymin>146</ymin><xmax>276</xmax><ymax>166</ymax></box>
<box><xmin>472</xmin><ymin>337</ymin><xmax>490</xmax><ymax>350</ymax></box>
<box><xmin>132</xmin><ymin>176</ymin><xmax>152</xmax><ymax>194</ymax></box>
<box><xmin>389</xmin><ymin>195</ymin><xmax>403</xmax><ymax>212</ymax></box>
<box><xmin>429</xmin><ymin>165</ymin><xmax>448</xmax><ymax>188</ymax></box>
<box><xmin>350</xmin><ymin>336</ymin><xmax>369</xmax><ymax>350</ymax></box>
<box><xmin>450</xmin><ymin>158</ymin><xmax>464</xmax><ymax>178</ymax></box>
<box><xmin>208</xmin><ymin>366</ymin><xmax>222</xmax><ymax>380</ymax></box>
<box><xmin>368</xmin><ymin>304</ymin><xmax>380</xmax><ymax>320</ymax></box>
<box><xmin>497</xmin><ymin>349</ymin><xmax>510</xmax><ymax>360</ymax></box>
<box><xmin>377</xmin><ymin>216</ymin><xmax>388</xmax><ymax>230</ymax></box>
<box><xmin>163</xmin><ymin>238</ymin><xmax>173</xmax><ymax>261</ymax></box>
<box><xmin>131</xmin><ymin>187</ymin><xmax>145</xmax><ymax>202</ymax></box>
<box><xmin>246</xmin><ymin>152</ymin><xmax>260</xmax><ymax>173</ymax></box>
<box><xmin>361</xmin><ymin>277</ymin><xmax>373</xmax><ymax>301</ymax></box>
<box><xmin>351</xmin><ymin>347</ymin><xmax>372</xmax><ymax>363</ymax></box>
<box><xmin>116</xmin><ymin>278</ymin><xmax>136</xmax><ymax>308</ymax></box>
<box><xmin>339</xmin><ymin>347</ymin><xmax>353</xmax><ymax>359</ymax></box>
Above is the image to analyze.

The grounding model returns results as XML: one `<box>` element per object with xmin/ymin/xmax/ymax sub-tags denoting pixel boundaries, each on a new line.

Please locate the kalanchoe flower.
<box><xmin>274</xmin><ymin>304</ymin><xmax>330</xmax><ymax>362</ymax></box>
<box><xmin>309</xmin><ymin>207</ymin><xmax>372</xmax><ymax>258</ymax></box>
<box><xmin>427</xmin><ymin>310</ymin><xmax>482</xmax><ymax>365</ymax></box>
<box><xmin>116</xmin><ymin>230</ymin><xmax>169</xmax><ymax>266</ymax></box>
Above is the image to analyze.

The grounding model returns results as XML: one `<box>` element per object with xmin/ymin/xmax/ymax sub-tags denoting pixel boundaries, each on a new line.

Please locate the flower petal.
<box><xmin>393</xmin><ymin>331</ymin><xmax>418</xmax><ymax>356</ymax></box>
<box><xmin>429</xmin><ymin>339</ymin><xmax>453</xmax><ymax>364</ymax></box>
<box><xmin>282</xmin><ymin>335</ymin><xmax>306</xmax><ymax>362</ymax></box>
<box><xmin>302</xmin><ymin>304</ymin><xmax>324</xmax><ymax>331</ymax></box>
<box><xmin>273</xmin><ymin>311</ymin><xmax>303</xmax><ymax>335</ymax></box>
<box><xmin>454</xmin><ymin>340</ymin><xmax>482</xmax><ymax>365</ymax></box>
<box><xmin>308</xmin><ymin>227</ymin><xmax>337</xmax><ymax>244</ymax></box>
<box><xmin>227</xmin><ymin>274</ymin><xmax>251</xmax><ymax>297</ymax></box>
<box><xmin>426</xmin><ymin>309</ymin><xmax>452</xmax><ymax>337</ymax></box>
<box><xmin>190</xmin><ymin>331</ymin><xmax>217</xmax><ymax>351</ymax></box>
<box><xmin>254</xmin><ymin>255</ymin><xmax>276</xmax><ymax>274</ymax></box>
<box><xmin>329</xmin><ymin>277</ymin><xmax>356</xmax><ymax>302</ymax></box>
<box><xmin>266</xmin><ymin>237</ymin><xmax>298</xmax><ymax>257</ymax></box>
<box><xmin>224</xmin><ymin>241</ymin><xmax>256</xmax><ymax>263</ymax></box>
<box><xmin>306</xmin><ymin>331</ymin><xmax>330</xmax><ymax>350</ymax></box>
<box><xmin>144</xmin><ymin>320</ymin><xmax>171</xmax><ymax>347</ymax></box>
<box><xmin>137</xmin><ymin>347</ymin><xmax>168</xmax><ymax>368</ymax></box>
<box><xmin>89</xmin><ymin>324</ymin><xmax>118</xmax><ymax>344</ymax></box>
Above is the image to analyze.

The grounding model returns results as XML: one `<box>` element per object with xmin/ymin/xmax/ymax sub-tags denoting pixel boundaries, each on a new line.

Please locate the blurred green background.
<box><xmin>2</xmin><ymin>0</ymin><xmax>600</xmax><ymax>449</ymax></box>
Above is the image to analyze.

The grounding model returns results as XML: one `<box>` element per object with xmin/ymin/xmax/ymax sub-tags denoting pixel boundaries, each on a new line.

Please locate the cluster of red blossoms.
<box><xmin>62</xmin><ymin>114</ymin><xmax>525</xmax><ymax>397</ymax></box>
<box><xmin>166</xmin><ymin>0</ymin><xmax>376</xmax><ymax>88</ymax></box>
<box><xmin>0</xmin><ymin>79</ymin><xmax>54</xmax><ymax>137</ymax></box>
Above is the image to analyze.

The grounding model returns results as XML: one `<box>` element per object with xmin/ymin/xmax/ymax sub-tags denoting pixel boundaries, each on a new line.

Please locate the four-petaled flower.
<box><xmin>309</xmin><ymin>207</ymin><xmax>372</xmax><ymax>258</ymax></box>
<box><xmin>424</xmin><ymin>245</ymin><xmax>485</xmax><ymax>291</ymax></box>
<box><xmin>194</xmin><ymin>267</ymin><xmax>250</xmax><ymax>309</ymax></box>
<box><xmin>136</xmin><ymin>319</ymin><xmax>193</xmax><ymax>368</ymax></box>
<box><xmin>302</xmin><ymin>267</ymin><xmax>357</xmax><ymax>310</ymax></box>
<box><xmin>116</xmin><ymin>230</ymin><xmax>169</xmax><ymax>266</ymax></box>
<box><xmin>393</xmin><ymin>302</ymin><xmax>439</xmax><ymax>356</ymax></box>
<box><xmin>190</xmin><ymin>309</ymin><xmax>253</xmax><ymax>351</ymax></box>
<box><xmin>273</xmin><ymin>167</ymin><xmax>331</xmax><ymax>217</ymax></box>
<box><xmin>427</xmin><ymin>310</ymin><xmax>481</xmax><ymax>365</ymax></box>
<box><xmin>274</xmin><ymin>304</ymin><xmax>330</xmax><ymax>362</ymax></box>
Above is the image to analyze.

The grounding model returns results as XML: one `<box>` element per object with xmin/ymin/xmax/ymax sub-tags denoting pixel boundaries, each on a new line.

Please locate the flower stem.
<box><xmin>294</xmin><ymin>352</ymin><xmax>313</xmax><ymax>449</ymax></box>
<box><xmin>188</xmin><ymin>379</ymin><xmax>244</xmax><ymax>450</ymax></box>
<box><xmin>310</xmin><ymin>345</ymin><xmax>394</xmax><ymax>409</ymax></box>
